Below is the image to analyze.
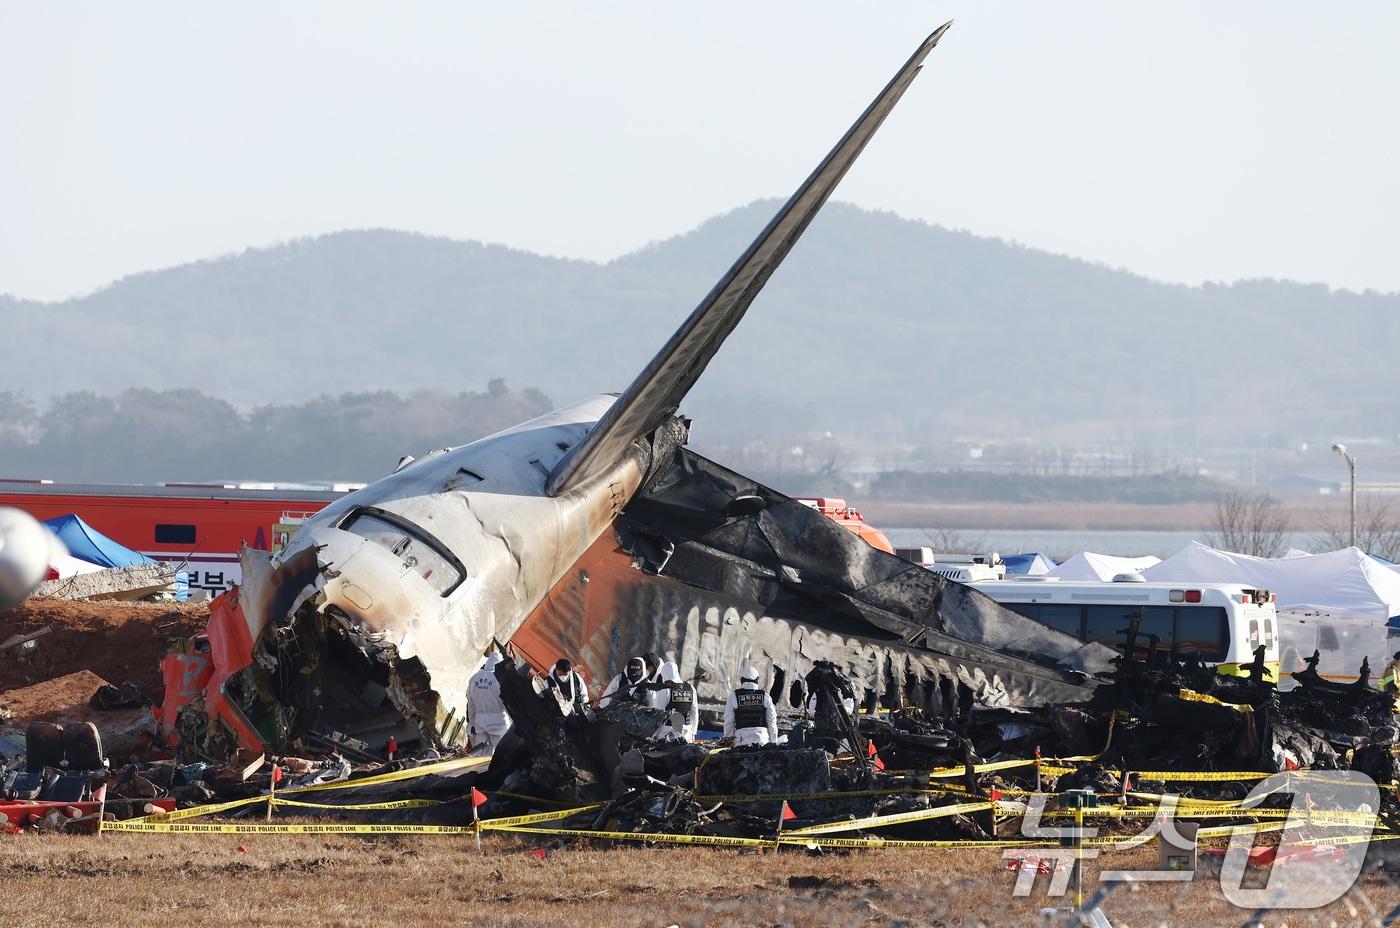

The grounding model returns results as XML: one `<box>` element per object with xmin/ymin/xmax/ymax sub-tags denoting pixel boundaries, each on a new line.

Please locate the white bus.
<box><xmin>969</xmin><ymin>577</ymin><xmax>1281</xmax><ymax>678</ymax></box>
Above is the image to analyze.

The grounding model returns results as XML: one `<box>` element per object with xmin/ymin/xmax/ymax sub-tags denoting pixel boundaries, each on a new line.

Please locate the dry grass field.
<box><xmin>2</xmin><ymin>831</ymin><xmax>1398</xmax><ymax>928</ymax></box>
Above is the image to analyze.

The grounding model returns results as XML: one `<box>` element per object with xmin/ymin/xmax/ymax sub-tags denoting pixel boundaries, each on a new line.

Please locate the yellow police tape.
<box><xmin>136</xmin><ymin>794</ymin><xmax>266</xmax><ymax>822</ymax></box>
<box><xmin>1039</xmin><ymin>807</ymin><xmax>1378</xmax><ymax>826</ymax></box>
<box><xmin>498</xmin><ymin>824</ymin><xmax>1056</xmax><ymax>850</ymax></box>
<box><xmin>478</xmin><ymin>804</ymin><xmax>606</xmax><ymax>829</ymax></box>
<box><xmin>114</xmin><ymin>755</ymin><xmax>494</xmax><ymax>827</ymax></box>
<box><xmin>105</xmin><ymin>801</ymin><xmax>603</xmax><ymax>834</ymax></box>
<box><xmin>101</xmin><ymin>802</ymin><xmax>1396</xmax><ymax>850</ymax></box>
<box><xmin>268</xmin><ymin>797</ymin><xmax>446</xmax><ymax>812</ymax></box>
<box><xmin>924</xmin><ymin>758</ymin><xmax>1034</xmax><ymax>778</ymax></box>
<box><xmin>280</xmin><ymin>755</ymin><xmax>491</xmax><ymax>795</ymax></box>
<box><xmin>781</xmin><ymin>801</ymin><xmax>997</xmax><ymax>837</ymax></box>
<box><xmin>1196</xmin><ymin>821</ymin><xmax>1288</xmax><ymax>839</ymax></box>
<box><xmin>778</xmin><ymin>835</ymin><xmax>1042</xmax><ymax>850</ymax></box>
<box><xmin>695</xmin><ymin>786</ymin><xmax>948</xmax><ymax>804</ymax></box>
<box><xmin>97</xmin><ymin>746</ymin><xmax>1400</xmax><ymax>849</ymax></box>
<box><xmin>1120</xmin><ymin>770</ymin><xmax>1273</xmax><ymax>782</ymax></box>
<box><xmin>102</xmin><ymin>821</ymin><xmax>475</xmax><ymax>834</ymax></box>
<box><xmin>1125</xmin><ymin>790</ymin><xmax>1276</xmax><ymax>808</ymax></box>
<box><xmin>503</xmin><ymin>825</ymin><xmax>772</xmax><ymax>848</ymax></box>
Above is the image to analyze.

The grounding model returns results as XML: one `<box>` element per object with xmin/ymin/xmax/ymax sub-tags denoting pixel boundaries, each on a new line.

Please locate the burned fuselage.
<box><xmin>190</xmin><ymin>24</ymin><xmax>1117</xmax><ymax>758</ymax></box>
<box><xmin>232</xmin><ymin>397</ymin><xmax>657</xmax><ymax>749</ymax></box>
<box><xmin>228</xmin><ymin>427</ymin><xmax>1111</xmax><ymax>754</ymax></box>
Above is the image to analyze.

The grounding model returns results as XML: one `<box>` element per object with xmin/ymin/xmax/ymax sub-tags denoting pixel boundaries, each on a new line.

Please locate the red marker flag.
<box><xmin>780</xmin><ymin>801</ymin><xmax>797</xmax><ymax>822</ymax></box>
<box><xmin>93</xmin><ymin>783</ymin><xmax>107</xmax><ymax>803</ymax></box>
<box><xmin>471</xmin><ymin>787</ymin><xmax>489</xmax><ymax>808</ymax></box>
<box><xmin>1284</xmin><ymin>756</ymin><xmax>1300</xmax><ymax>771</ymax></box>
<box><xmin>989</xmin><ymin>786</ymin><xmax>1003</xmax><ymax>802</ymax></box>
<box><xmin>270</xmin><ymin>765</ymin><xmax>283</xmax><ymax>785</ymax></box>
<box><xmin>387</xmin><ymin>736</ymin><xmax>398</xmax><ymax>758</ymax></box>
<box><xmin>866</xmin><ymin>740</ymin><xmax>886</xmax><ymax>771</ymax></box>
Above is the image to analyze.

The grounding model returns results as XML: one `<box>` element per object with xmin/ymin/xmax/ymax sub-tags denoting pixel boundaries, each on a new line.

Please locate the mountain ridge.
<box><xmin>4</xmin><ymin>201</ymin><xmax>1396</xmax><ymax>446</ymax></box>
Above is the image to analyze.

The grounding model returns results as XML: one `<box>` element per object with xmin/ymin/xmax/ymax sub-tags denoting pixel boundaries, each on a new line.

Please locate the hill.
<box><xmin>4</xmin><ymin>202</ymin><xmax>1397</xmax><ymax>450</ymax></box>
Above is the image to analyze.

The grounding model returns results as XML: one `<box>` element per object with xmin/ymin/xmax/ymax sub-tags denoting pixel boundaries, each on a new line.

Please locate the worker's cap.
<box><xmin>553</xmin><ymin>658</ymin><xmax>572</xmax><ymax>675</ymax></box>
<box><xmin>740</xmin><ymin>665</ymin><xmax>760</xmax><ymax>683</ymax></box>
<box><xmin>626</xmin><ymin>656</ymin><xmax>645</xmax><ymax>670</ymax></box>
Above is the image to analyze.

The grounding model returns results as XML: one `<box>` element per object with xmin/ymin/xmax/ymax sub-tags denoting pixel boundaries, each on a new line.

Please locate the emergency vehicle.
<box><xmin>969</xmin><ymin>575</ymin><xmax>1281</xmax><ymax>677</ymax></box>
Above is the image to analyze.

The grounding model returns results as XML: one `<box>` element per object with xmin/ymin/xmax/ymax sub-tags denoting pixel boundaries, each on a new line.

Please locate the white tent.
<box><xmin>1044</xmin><ymin>551</ymin><xmax>1162</xmax><ymax>582</ymax></box>
<box><xmin>49</xmin><ymin>552</ymin><xmax>105</xmax><ymax>580</ymax></box>
<box><xmin>1143</xmin><ymin>541</ymin><xmax>1400</xmax><ymax>620</ymax></box>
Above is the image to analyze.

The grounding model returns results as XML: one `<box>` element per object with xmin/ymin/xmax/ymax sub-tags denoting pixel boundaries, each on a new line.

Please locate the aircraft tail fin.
<box><xmin>546</xmin><ymin>22</ymin><xmax>952</xmax><ymax>497</ymax></box>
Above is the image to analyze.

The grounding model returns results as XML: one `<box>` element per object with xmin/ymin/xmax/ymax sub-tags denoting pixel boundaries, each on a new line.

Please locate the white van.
<box><xmin>970</xmin><ymin>577</ymin><xmax>1280</xmax><ymax>677</ymax></box>
<box><xmin>894</xmin><ymin>548</ymin><xmax>1006</xmax><ymax>582</ymax></box>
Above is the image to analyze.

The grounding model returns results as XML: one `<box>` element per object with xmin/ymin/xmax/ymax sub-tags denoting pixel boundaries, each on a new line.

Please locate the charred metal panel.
<box><xmin>514</xmin><ymin>531</ymin><xmax>1099</xmax><ymax>720</ymax></box>
<box><xmin>618</xmin><ymin>448</ymin><xmax>1115</xmax><ymax>678</ymax></box>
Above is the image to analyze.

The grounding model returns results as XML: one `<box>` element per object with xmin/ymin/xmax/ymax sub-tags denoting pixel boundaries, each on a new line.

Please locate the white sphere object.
<box><xmin>0</xmin><ymin>507</ymin><xmax>64</xmax><ymax>609</ymax></box>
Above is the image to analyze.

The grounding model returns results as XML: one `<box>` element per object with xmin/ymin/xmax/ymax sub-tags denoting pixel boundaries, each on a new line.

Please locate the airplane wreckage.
<box><xmin>161</xmin><ymin>23</ymin><xmax>1117</xmax><ymax>759</ymax></box>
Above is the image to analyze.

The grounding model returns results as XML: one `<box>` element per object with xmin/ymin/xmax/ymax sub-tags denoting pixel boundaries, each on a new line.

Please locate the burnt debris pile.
<box><xmin>4</xmin><ymin>613</ymin><xmax>1398</xmax><ymax>842</ymax></box>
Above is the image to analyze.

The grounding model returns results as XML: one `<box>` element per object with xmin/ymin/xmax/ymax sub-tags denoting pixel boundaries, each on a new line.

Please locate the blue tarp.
<box><xmin>41</xmin><ymin>514</ymin><xmax>155</xmax><ymax>568</ymax></box>
<box><xmin>1002</xmin><ymin>552</ymin><xmax>1056</xmax><ymax>576</ymax></box>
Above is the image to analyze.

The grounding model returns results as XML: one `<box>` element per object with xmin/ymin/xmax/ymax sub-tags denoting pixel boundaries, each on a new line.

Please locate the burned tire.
<box><xmin>61</xmin><ymin>722</ymin><xmax>104</xmax><ymax>770</ymax></box>
<box><xmin>26</xmin><ymin>722</ymin><xmax>65</xmax><ymax>769</ymax></box>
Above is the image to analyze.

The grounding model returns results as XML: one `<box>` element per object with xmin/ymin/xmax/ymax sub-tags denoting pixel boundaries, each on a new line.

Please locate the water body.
<box><xmin>884</xmin><ymin>528</ymin><xmax>1331</xmax><ymax>561</ymax></box>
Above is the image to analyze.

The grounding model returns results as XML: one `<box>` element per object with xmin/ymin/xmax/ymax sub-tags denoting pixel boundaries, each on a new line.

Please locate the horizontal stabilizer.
<box><xmin>546</xmin><ymin>23</ymin><xmax>952</xmax><ymax>497</ymax></box>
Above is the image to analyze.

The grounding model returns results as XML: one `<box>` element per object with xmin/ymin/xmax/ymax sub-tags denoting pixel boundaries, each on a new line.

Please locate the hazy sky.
<box><xmin>3</xmin><ymin>2</ymin><xmax>1397</xmax><ymax>301</ymax></box>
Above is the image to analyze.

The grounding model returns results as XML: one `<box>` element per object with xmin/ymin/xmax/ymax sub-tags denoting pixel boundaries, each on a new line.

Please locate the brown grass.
<box><xmin>0</xmin><ymin>832</ymin><xmax>1396</xmax><ymax>927</ymax></box>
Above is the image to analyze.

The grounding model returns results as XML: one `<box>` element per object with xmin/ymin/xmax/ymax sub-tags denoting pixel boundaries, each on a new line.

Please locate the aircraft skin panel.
<box><xmin>512</xmin><ymin>533</ymin><xmax>1095</xmax><ymax>717</ymax></box>
<box><xmin>545</xmin><ymin>23</ymin><xmax>953</xmax><ymax>498</ymax></box>
<box><xmin>249</xmin><ymin>394</ymin><xmax>640</xmax><ymax>740</ymax></box>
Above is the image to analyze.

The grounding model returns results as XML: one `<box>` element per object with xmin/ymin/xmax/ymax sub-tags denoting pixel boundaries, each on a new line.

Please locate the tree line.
<box><xmin>0</xmin><ymin>382</ymin><xmax>553</xmax><ymax>484</ymax></box>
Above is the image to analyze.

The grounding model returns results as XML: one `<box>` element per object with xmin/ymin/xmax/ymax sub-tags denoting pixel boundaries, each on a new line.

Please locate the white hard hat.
<box><xmin>0</xmin><ymin>508</ymin><xmax>65</xmax><ymax>610</ymax></box>
<box><xmin>740</xmin><ymin>665</ymin><xmax>760</xmax><ymax>683</ymax></box>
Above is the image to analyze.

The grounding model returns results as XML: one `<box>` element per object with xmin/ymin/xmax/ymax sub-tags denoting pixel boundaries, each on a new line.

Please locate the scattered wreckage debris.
<box><xmin>30</xmin><ymin>562</ymin><xmax>179</xmax><ymax>603</ymax></box>
<box><xmin>5</xmin><ymin>595</ymin><xmax>1399</xmax><ymax>853</ymax></box>
<box><xmin>1</xmin><ymin>670</ymin><xmax>155</xmax><ymax>760</ymax></box>
<box><xmin>0</xmin><ymin>626</ymin><xmax>51</xmax><ymax>662</ymax></box>
<box><xmin>5</xmin><ymin>637</ymin><xmax>1399</xmax><ymax>853</ymax></box>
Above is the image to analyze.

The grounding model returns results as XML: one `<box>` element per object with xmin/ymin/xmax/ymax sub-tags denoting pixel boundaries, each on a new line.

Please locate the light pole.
<box><xmin>1332</xmin><ymin>443</ymin><xmax>1356</xmax><ymax>549</ymax></box>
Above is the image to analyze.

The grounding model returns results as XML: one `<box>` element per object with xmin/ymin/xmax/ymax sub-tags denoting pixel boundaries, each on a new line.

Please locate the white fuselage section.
<box><xmin>270</xmin><ymin>394</ymin><xmax>640</xmax><ymax>727</ymax></box>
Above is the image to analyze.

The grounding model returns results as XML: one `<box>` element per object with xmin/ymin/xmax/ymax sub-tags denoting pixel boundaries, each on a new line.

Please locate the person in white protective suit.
<box><xmin>656</xmin><ymin>662</ymin><xmax>699</xmax><ymax>742</ymax></box>
<box><xmin>599</xmin><ymin>656</ymin><xmax>648</xmax><ymax>708</ymax></box>
<box><xmin>543</xmin><ymin>658</ymin><xmax>589</xmax><ymax>713</ymax></box>
<box><xmin>640</xmin><ymin>651</ymin><xmax>670</xmax><ymax>711</ymax></box>
<box><xmin>466</xmin><ymin>652</ymin><xmax>512</xmax><ymax>755</ymax></box>
<box><xmin>724</xmin><ymin>666</ymin><xmax>777</xmax><ymax>746</ymax></box>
